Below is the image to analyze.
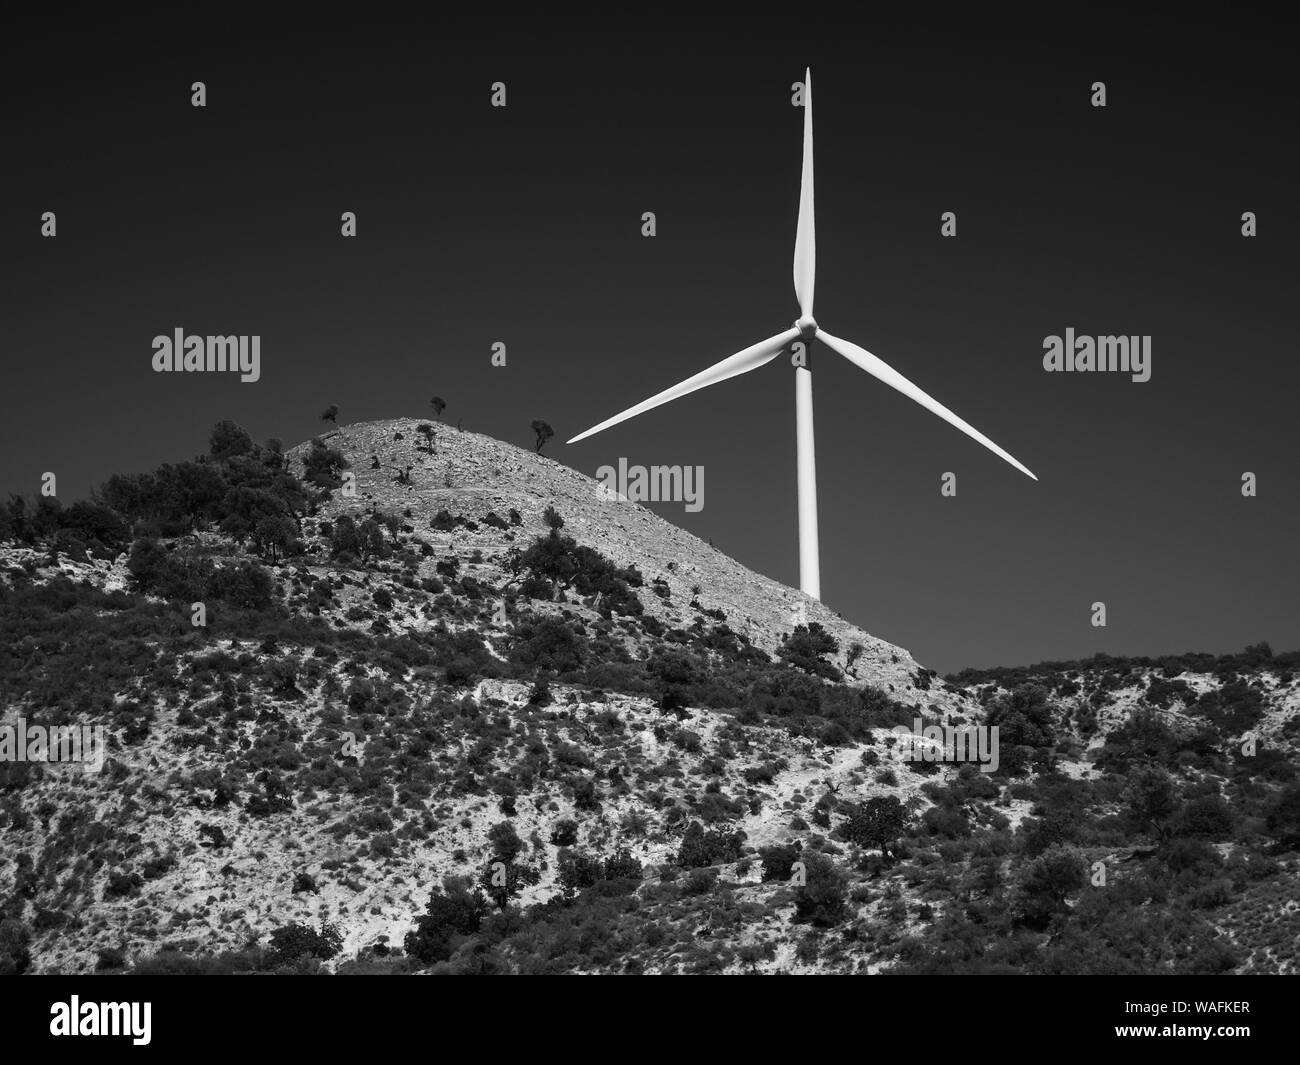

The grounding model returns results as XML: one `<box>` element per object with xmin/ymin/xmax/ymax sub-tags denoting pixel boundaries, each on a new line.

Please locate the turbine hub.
<box><xmin>795</xmin><ymin>316</ymin><xmax>818</xmax><ymax>339</ymax></box>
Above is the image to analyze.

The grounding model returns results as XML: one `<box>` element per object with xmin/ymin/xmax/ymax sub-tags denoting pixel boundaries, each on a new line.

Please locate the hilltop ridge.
<box><xmin>292</xmin><ymin>417</ymin><xmax>967</xmax><ymax>715</ymax></box>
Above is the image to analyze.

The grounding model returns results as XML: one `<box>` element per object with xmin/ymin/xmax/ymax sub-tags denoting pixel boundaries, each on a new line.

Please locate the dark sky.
<box><xmin>2</xmin><ymin>7</ymin><xmax>1296</xmax><ymax>673</ymax></box>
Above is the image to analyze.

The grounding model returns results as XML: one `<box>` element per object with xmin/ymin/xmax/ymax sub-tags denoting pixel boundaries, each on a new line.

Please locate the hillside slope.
<box><xmin>293</xmin><ymin>418</ymin><xmax>962</xmax><ymax>713</ymax></box>
<box><xmin>0</xmin><ymin>417</ymin><xmax>1296</xmax><ymax>976</ymax></box>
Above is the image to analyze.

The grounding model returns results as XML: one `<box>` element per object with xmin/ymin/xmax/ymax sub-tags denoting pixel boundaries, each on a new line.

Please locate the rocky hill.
<box><xmin>292</xmin><ymin>418</ymin><xmax>963</xmax><ymax>713</ymax></box>
<box><xmin>0</xmin><ymin>417</ymin><xmax>1296</xmax><ymax>976</ymax></box>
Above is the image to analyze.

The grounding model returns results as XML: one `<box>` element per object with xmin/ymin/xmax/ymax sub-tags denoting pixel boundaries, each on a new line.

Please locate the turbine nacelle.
<box><xmin>794</xmin><ymin>316</ymin><xmax>818</xmax><ymax>340</ymax></box>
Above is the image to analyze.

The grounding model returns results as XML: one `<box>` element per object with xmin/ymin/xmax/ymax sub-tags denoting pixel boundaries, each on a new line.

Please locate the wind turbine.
<box><xmin>567</xmin><ymin>68</ymin><xmax>1037</xmax><ymax>601</ymax></box>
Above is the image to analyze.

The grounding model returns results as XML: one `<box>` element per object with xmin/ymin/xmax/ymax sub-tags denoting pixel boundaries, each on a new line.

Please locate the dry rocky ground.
<box><xmin>1</xmin><ymin>418</ymin><xmax>1296</xmax><ymax>975</ymax></box>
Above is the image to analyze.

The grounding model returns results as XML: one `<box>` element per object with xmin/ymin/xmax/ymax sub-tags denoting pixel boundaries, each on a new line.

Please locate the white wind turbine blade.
<box><xmin>567</xmin><ymin>328</ymin><xmax>802</xmax><ymax>444</ymax></box>
<box><xmin>793</xmin><ymin>67</ymin><xmax>816</xmax><ymax>320</ymax></box>
<box><xmin>817</xmin><ymin>329</ymin><xmax>1038</xmax><ymax>480</ymax></box>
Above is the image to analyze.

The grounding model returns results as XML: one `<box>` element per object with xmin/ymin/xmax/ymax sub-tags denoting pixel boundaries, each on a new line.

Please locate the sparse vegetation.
<box><xmin>2</xmin><ymin>416</ymin><xmax>1295</xmax><ymax>977</ymax></box>
<box><xmin>531</xmin><ymin>420</ymin><xmax>554</xmax><ymax>453</ymax></box>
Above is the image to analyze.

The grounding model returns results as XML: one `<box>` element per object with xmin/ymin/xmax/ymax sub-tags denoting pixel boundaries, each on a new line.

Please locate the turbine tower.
<box><xmin>568</xmin><ymin>68</ymin><xmax>1036</xmax><ymax>601</ymax></box>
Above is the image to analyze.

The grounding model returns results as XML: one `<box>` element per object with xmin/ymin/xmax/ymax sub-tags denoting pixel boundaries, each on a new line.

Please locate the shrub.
<box><xmin>0</xmin><ymin>919</ymin><xmax>31</xmax><ymax>975</ymax></box>
<box><xmin>303</xmin><ymin>439</ymin><xmax>346</xmax><ymax>489</ymax></box>
<box><xmin>104</xmin><ymin>869</ymin><xmax>143</xmax><ymax>899</ymax></box>
<box><xmin>777</xmin><ymin>623</ymin><xmax>841</xmax><ymax>680</ymax></box>
<box><xmin>1015</xmin><ymin>845</ymin><xmax>1085</xmax><ymax>929</ymax></box>
<box><xmin>1173</xmin><ymin>795</ymin><xmax>1235</xmax><ymax>840</ymax></box>
<box><xmin>1264</xmin><ymin>783</ymin><xmax>1300</xmax><ymax>850</ymax></box>
<box><xmin>516</xmin><ymin>532</ymin><xmax>643</xmax><ymax>616</ymax></box>
<box><xmin>759</xmin><ymin>843</ymin><xmax>801</xmax><ymax>882</ymax></box>
<box><xmin>602</xmin><ymin>847</ymin><xmax>643</xmax><ymax>885</ymax></box>
<box><xmin>404</xmin><ymin>879</ymin><xmax>489</xmax><ymax>964</ymax></box>
<box><xmin>681</xmin><ymin>867</ymin><xmax>718</xmax><ymax>895</ymax></box>
<box><xmin>549</xmin><ymin>818</ymin><xmax>579</xmax><ymax>847</ymax></box>
<box><xmin>921</xmin><ymin>804</ymin><xmax>971</xmax><ymax>840</ymax></box>
<box><xmin>509</xmin><ymin>615</ymin><xmax>586</xmax><ymax>674</ymax></box>
<box><xmin>840</xmin><ymin>796</ymin><xmax>908</xmax><ymax>857</ymax></box>
<box><xmin>985</xmin><ymin>684</ymin><xmax>1056</xmax><ymax>749</ymax></box>
<box><xmin>268</xmin><ymin>921</ymin><xmax>343</xmax><ymax>964</ymax></box>
<box><xmin>676</xmin><ymin>821</ymin><xmax>744</xmax><ymax>869</ymax></box>
<box><xmin>488</xmin><ymin>821</ymin><xmax>524</xmax><ymax>863</ymax></box>
<box><xmin>556</xmin><ymin>848</ymin><xmax>602</xmax><ymax>895</ymax></box>
<box><xmin>792</xmin><ymin>851</ymin><xmax>848</xmax><ymax>927</ymax></box>
<box><xmin>1122</xmin><ymin>764</ymin><xmax>1177</xmax><ymax>838</ymax></box>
